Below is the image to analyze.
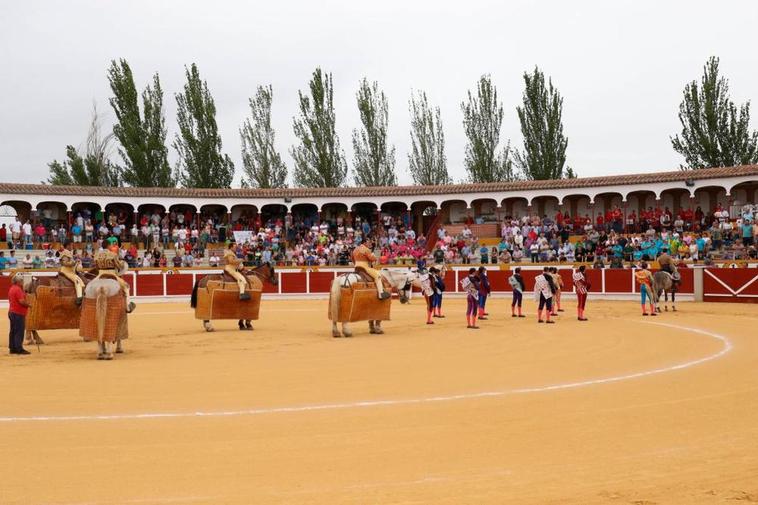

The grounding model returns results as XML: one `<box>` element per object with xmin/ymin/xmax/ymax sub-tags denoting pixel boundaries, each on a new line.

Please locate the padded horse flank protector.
<box><xmin>79</xmin><ymin>293</ymin><xmax>128</xmax><ymax>343</ymax></box>
<box><xmin>329</xmin><ymin>281</ymin><xmax>392</xmax><ymax>323</ymax></box>
<box><xmin>26</xmin><ymin>278</ymin><xmax>81</xmax><ymax>331</ymax></box>
<box><xmin>194</xmin><ymin>275</ymin><xmax>263</xmax><ymax>320</ymax></box>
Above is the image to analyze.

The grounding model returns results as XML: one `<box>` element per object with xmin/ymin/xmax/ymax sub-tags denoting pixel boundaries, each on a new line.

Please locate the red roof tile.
<box><xmin>0</xmin><ymin>165</ymin><xmax>756</xmax><ymax>200</ymax></box>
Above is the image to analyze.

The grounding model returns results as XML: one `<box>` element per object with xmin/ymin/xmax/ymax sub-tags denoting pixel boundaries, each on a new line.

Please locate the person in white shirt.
<box><xmin>209</xmin><ymin>254</ymin><xmax>220</xmax><ymax>267</ymax></box>
<box><xmin>22</xmin><ymin>221</ymin><xmax>32</xmax><ymax>246</ymax></box>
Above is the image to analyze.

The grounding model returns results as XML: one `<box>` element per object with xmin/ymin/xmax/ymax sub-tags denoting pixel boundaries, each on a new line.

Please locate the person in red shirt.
<box><xmin>8</xmin><ymin>273</ymin><xmax>31</xmax><ymax>355</ymax></box>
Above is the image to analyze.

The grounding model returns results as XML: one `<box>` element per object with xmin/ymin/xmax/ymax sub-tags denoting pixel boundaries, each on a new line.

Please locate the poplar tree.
<box><xmin>174</xmin><ymin>63</ymin><xmax>234</xmax><ymax>188</ymax></box>
<box><xmin>461</xmin><ymin>75</ymin><xmax>514</xmax><ymax>182</ymax></box>
<box><xmin>671</xmin><ymin>56</ymin><xmax>758</xmax><ymax>169</ymax></box>
<box><xmin>352</xmin><ymin>78</ymin><xmax>396</xmax><ymax>186</ymax></box>
<box><xmin>47</xmin><ymin>105</ymin><xmax>121</xmax><ymax>186</ymax></box>
<box><xmin>291</xmin><ymin>67</ymin><xmax>348</xmax><ymax>187</ymax></box>
<box><xmin>408</xmin><ymin>90</ymin><xmax>450</xmax><ymax>185</ymax></box>
<box><xmin>108</xmin><ymin>59</ymin><xmax>173</xmax><ymax>187</ymax></box>
<box><xmin>515</xmin><ymin>66</ymin><xmax>569</xmax><ymax>180</ymax></box>
<box><xmin>240</xmin><ymin>85</ymin><xmax>287</xmax><ymax>188</ymax></box>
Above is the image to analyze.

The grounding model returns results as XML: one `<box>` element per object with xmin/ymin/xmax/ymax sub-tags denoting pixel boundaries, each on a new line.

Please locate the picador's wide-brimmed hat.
<box><xmin>94</xmin><ymin>250</ymin><xmax>123</xmax><ymax>271</ymax></box>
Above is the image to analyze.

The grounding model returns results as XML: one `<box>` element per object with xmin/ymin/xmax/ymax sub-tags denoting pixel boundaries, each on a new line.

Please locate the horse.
<box><xmin>23</xmin><ymin>270</ymin><xmax>97</xmax><ymax>345</ymax></box>
<box><xmin>653</xmin><ymin>265</ymin><xmax>680</xmax><ymax>312</ymax></box>
<box><xmin>190</xmin><ymin>262</ymin><xmax>278</xmax><ymax>332</ymax></box>
<box><xmin>329</xmin><ymin>268</ymin><xmax>429</xmax><ymax>338</ymax></box>
<box><xmin>80</xmin><ymin>277</ymin><xmax>129</xmax><ymax>360</ymax></box>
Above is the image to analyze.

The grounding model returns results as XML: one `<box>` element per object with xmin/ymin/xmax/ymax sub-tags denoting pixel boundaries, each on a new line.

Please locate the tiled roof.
<box><xmin>1</xmin><ymin>165</ymin><xmax>756</xmax><ymax>200</ymax></box>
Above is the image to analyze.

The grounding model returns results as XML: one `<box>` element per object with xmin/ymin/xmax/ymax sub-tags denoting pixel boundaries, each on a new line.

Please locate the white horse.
<box><xmin>83</xmin><ymin>277</ymin><xmax>127</xmax><ymax>360</ymax></box>
<box><xmin>329</xmin><ymin>268</ymin><xmax>429</xmax><ymax>338</ymax></box>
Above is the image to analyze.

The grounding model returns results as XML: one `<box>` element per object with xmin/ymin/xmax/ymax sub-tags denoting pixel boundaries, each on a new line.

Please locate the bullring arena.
<box><xmin>2</xmin><ymin>167</ymin><xmax>758</xmax><ymax>504</ymax></box>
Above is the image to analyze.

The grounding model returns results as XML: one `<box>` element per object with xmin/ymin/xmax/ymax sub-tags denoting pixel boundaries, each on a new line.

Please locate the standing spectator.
<box><xmin>8</xmin><ymin>273</ymin><xmax>31</xmax><ymax>355</ymax></box>
<box><xmin>22</xmin><ymin>220</ymin><xmax>32</xmax><ymax>247</ymax></box>
<box><xmin>10</xmin><ymin>217</ymin><xmax>22</xmax><ymax>248</ymax></box>
<box><xmin>0</xmin><ymin>224</ymin><xmax>6</xmax><ymax>247</ymax></box>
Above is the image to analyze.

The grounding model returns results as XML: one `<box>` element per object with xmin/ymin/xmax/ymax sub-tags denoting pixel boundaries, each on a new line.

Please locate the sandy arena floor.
<box><xmin>1</xmin><ymin>297</ymin><xmax>757</xmax><ymax>505</ymax></box>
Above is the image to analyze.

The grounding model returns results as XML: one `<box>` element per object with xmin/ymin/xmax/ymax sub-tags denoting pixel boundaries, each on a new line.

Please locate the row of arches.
<box><xmin>1</xmin><ymin>182</ymin><xmax>756</xmax><ymax>233</ymax></box>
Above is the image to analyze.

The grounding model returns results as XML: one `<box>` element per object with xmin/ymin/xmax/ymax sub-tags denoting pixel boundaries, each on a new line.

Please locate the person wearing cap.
<box><xmin>223</xmin><ymin>243</ymin><xmax>249</xmax><ymax>300</ymax></box>
<box><xmin>8</xmin><ymin>273</ymin><xmax>31</xmax><ymax>355</ymax></box>
<box><xmin>352</xmin><ymin>238</ymin><xmax>389</xmax><ymax>300</ymax></box>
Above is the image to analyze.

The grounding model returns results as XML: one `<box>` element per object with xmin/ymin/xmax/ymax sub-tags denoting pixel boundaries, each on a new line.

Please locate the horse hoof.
<box><xmin>115</xmin><ymin>348</ymin><xmax>124</xmax><ymax>354</ymax></box>
<box><xmin>374</xmin><ymin>329</ymin><xmax>384</xmax><ymax>335</ymax></box>
<box><xmin>665</xmin><ymin>307</ymin><xmax>669</xmax><ymax>312</ymax></box>
<box><xmin>333</xmin><ymin>334</ymin><xmax>342</xmax><ymax>338</ymax></box>
<box><xmin>97</xmin><ymin>354</ymin><xmax>105</xmax><ymax>360</ymax></box>
<box><xmin>126</xmin><ymin>302</ymin><xmax>136</xmax><ymax>313</ymax></box>
<box><xmin>672</xmin><ymin>307</ymin><xmax>677</xmax><ymax>312</ymax></box>
<box><xmin>343</xmin><ymin>333</ymin><xmax>353</xmax><ymax>338</ymax></box>
<box><xmin>105</xmin><ymin>355</ymin><xmax>114</xmax><ymax>360</ymax></box>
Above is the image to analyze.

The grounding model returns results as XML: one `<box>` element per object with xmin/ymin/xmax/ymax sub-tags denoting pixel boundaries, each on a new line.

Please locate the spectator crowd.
<box><xmin>0</xmin><ymin>203</ymin><xmax>755</xmax><ymax>271</ymax></box>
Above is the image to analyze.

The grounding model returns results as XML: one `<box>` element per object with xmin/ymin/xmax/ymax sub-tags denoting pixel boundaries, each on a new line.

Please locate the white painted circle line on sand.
<box><xmin>0</xmin><ymin>321</ymin><xmax>733</xmax><ymax>424</ymax></box>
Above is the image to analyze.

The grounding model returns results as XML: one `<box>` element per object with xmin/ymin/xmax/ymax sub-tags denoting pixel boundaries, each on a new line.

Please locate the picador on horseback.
<box><xmin>352</xmin><ymin>238</ymin><xmax>391</xmax><ymax>300</ymax></box>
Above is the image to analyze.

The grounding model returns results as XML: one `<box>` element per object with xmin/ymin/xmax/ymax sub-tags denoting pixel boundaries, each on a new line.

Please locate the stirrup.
<box><xmin>378</xmin><ymin>291</ymin><xmax>391</xmax><ymax>300</ymax></box>
<box><xmin>239</xmin><ymin>292</ymin><xmax>251</xmax><ymax>301</ymax></box>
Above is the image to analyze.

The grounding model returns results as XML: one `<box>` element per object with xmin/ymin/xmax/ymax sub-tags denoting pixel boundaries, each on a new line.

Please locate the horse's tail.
<box><xmin>329</xmin><ymin>276</ymin><xmax>343</xmax><ymax>322</ymax></box>
<box><xmin>95</xmin><ymin>286</ymin><xmax>108</xmax><ymax>343</ymax></box>
<box><xmin>190</xmin><ymin>279</ymin><xmax>200</xmax><ymax>308</ymax></box>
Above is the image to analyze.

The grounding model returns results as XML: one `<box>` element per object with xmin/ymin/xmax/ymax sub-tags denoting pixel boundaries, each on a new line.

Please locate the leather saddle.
<box><xmin>353</xmin><ymin>265</ymin><xmax>390</xmax><ymax>289</ymax></box>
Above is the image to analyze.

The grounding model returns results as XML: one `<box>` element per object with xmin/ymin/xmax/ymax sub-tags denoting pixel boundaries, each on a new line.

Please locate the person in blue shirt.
<box><xmin>7</xmin><ymin>250</ymin><xmax>18</xmax><ymax>269</ymax></box>
<box><xmin>743</xmin><ymin>221</ymin><xmax>754</xmax><ymax>247</ymax></box>
<box><xmin>0</xmin><ymin>251</ymin><xmax>7</xmax><ymax>270</ymax></box>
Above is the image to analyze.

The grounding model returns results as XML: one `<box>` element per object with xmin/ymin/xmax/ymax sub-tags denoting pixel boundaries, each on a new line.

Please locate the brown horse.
<box><xmin>190</xmin><ymin>262</ymin><xmax>278</xmax><ymax>331</ymax></box>
<box><xmin>24</xmin><ymin>271</ymin><xmax>97</xmax><ymax>345</ymax></box>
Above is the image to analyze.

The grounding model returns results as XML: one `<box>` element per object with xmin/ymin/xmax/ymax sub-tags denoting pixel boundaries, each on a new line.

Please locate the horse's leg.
<box><xmin>104</xmin><ymin>341</ymin><xmax>113</xmax><ymax>360</ymax></box>
<box><xmin>33</xmin><ymin>330</ymin><xmax>44</xmax><ymax>345</ymax></box>
<box><xmin>664</xmin><ymin>291</ymin><xmax>669</xmax><ymax>311</ymax></box>
<box><xmin>24</xmin><ymin>330</ymin><xmax>33</xmax><ymax>345</ymax></box>
<box><xmin>671</xmin><ymin>290</ymin><xmax>677</xmax><ymax>311</ymax></box>
<box><xmin>342</xmin><ymin>322</ymin><xmax>353</xmax><ymax>338</ymax></box>
<box><xmin>374</xmin><ymin>321</ymin><xmax>384</xmax><ymax>334</ymax></box>
<box><xmin>245</xmin><ymin>320</ymin><xmax>253</xmax><ymax>330</ymax></box>
<box><xmin>332</xmin><ymin>321</ymin><xmax>341</xmax><ymax>338</ymax></box>
<box><xmin>203</xmin><ymin>320</ymin><xmax>214</xmax><ymax>332</ymax></box>
<box><xmin>368</xmin><ymin>320</ymin><xmax>376</xmax><ymax>334</ymax></box>
<box><xmin>115</xmin><ymin>338</ymin><xmax>123</xmax><ymax>354</ymax></box>
<box><xmin>97</xmin><ymin>341</ymin><xmax>106</xmax><ymax>360</ymax></box>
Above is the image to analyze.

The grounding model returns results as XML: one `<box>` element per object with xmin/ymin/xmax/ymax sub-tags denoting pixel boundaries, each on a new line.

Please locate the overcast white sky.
<box><xmin>1</xmin><ymin>0</ymin><xmax>757</xmax><ymax>186</ymax></box>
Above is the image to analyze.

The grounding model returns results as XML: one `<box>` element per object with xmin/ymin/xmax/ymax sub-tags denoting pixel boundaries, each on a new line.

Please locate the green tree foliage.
<box><xmin>352</xmin><ymin>78</ymin><xmax>396</xmax><ymax>186</ymax></box>
<box><xmin>408</xmin><ymin>90</ymin><xmax>450</xmax><ymax>185</ymax></box>
<box><xmin>108</xmin><ymin>59</ymin><xmax>173</xmax><ymax>187</ymax></box>
<box><xmin>671</xmin><ymin>56</ymin><xmax>758</xmax><ymax>169</ymax></box>
<box><xmin>291</xmin><ymin>68</ymin><xmax>348</xmax><ymax>187</ymax></box>
<box><xmin>461</xmin><ymin>75</ymin><xmax>515</xmax><ymax>182</ymax></box>
<box><xmin>47</xmin><ymin>106</ymin><xmax>121</xmax><ymax>186</ymax></box>
<box><xmin>174</xmin><ymin>63</ymin><xmax>234</xmax><ymax>188</ymax></box>
<box><xmin>515</xmin><ymin>67</ymin><xmax>569</xmax><ymax>180</ymax></box>
<box><xmin>240</xmin><ymin>85</ymin><xmax>287</xmax><ymax>188</ymax></box>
